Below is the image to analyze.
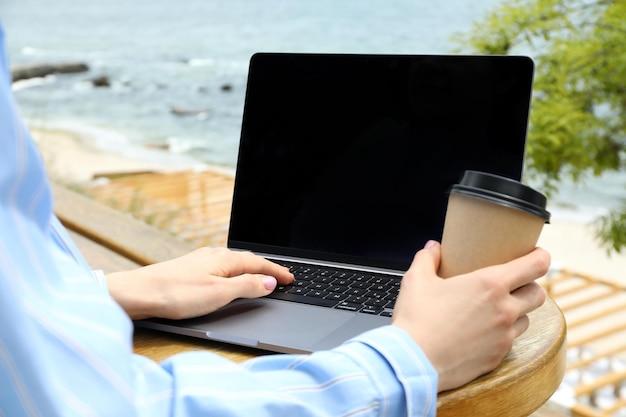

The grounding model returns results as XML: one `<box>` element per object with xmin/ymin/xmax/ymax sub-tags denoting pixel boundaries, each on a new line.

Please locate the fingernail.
<box><xmin>263</xmin><ymin>276</ymin><xmax>277</xmax><ymax>291</ymax></box>
<box><xmin>424</xmin><ymin>240</ymin><xmax>437</xmax><ymax>249</ymax></box>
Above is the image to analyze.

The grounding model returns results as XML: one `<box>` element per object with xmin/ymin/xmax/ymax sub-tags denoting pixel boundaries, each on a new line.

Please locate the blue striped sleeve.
<box><xmin>139</xmin><ymin>325</ymin><xmax>438</xmax><ymax>417</ymax></box>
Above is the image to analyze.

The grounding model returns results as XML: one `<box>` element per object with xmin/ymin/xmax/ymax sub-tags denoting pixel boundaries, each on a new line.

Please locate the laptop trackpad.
<box><xmin>188</xmin><ymin>298</ymin><xmax>356</xmax><ymax>351</ymax></box>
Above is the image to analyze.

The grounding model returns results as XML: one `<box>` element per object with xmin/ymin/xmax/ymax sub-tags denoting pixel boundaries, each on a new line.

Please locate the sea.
<box><xmin>2</xmin><ymin>0</ymin><xmax>625</xmax><ymax>222</ymax></box>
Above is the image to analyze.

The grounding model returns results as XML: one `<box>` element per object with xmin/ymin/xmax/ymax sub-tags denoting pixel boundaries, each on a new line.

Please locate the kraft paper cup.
<box><xmin>439</xmin><ymin>170</ymin><xmax>551</xmax><ymax>278</ymax></box>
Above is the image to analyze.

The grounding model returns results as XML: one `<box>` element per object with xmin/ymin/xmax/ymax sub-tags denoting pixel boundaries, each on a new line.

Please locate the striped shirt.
<box><xmin>0</xmin><ymin>24</ymin><xmax>438</xmax><ymax>417</ymax></box>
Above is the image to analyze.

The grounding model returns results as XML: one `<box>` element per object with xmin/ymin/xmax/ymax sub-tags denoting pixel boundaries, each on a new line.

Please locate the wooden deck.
<box><xmin>540</xmin><ymin>271</ymin><xmax>626</xmax><ymax>417</ymax></box>
<box><xmin>80</xmin><ymin>169</ymin><xmax>626</xmax><ymax>416</ymax></box>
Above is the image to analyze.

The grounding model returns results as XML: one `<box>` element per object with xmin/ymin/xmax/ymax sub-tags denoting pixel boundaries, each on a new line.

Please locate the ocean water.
<box><xmin>2</xmin><ymin>0</ymin><xmax>625</xmax><ymax>220</ymax></box>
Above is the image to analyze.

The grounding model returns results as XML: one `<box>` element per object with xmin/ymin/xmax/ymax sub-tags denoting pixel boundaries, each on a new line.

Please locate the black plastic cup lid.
<box><xmin>450</xmin><ymin>170</ymin><xmax>551</xmax><ymax>223</ymax></box>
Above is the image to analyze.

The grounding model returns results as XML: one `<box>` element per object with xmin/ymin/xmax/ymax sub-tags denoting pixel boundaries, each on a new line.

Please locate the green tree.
<box><xmin>454</xmin><ymin>0</ymin><xmax>626</xmax><ymax>253</ymax></box>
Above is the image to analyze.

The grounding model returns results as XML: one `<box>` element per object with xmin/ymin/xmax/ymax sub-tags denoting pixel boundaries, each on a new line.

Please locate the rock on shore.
<box><xmin>10</xmin><ymin>62</ymin><xmax>89</xmax><ymax>82</ymax></box>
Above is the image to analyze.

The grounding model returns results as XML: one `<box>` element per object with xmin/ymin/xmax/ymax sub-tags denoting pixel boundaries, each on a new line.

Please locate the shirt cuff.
<box><xmin>341</xmin><ymin>325</ymin><xmax>439</xmax><ymax>417</ymax></box>
<box><xmin>91</xmin><ymin>269</ymin><xmax>109</xmax><ymax>293</ymax></box>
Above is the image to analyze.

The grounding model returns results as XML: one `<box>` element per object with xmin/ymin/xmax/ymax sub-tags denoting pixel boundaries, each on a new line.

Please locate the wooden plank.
<box><xmin>567</xmin><ymin>321</ymin><xmax>626</xmax><ymax>348</ymax></box>
<box><xmin>52</xmin><ymin>183</ymin><xmax>197</xmax><ymax>266</ymax></box>
<box><xmin>571</xmin><ymin>403</ymin><xmax>603</xmax><ymax>417</ymax></box>
<box><xmin>548</xmin><ymin>281</ymin><xmax>597</xmax><ymax>298</ymax></box>
<box><xmin>567</xmin><ymin>341</ymin><xmax>626</xmax><ymax>371</ymax></box>
<box><xmin>561</xmin><ymin>269</ymin><xmax>624</xmax><ymax>290</ymax></box>
<box><xmin>93</xmin><ymin>172</ymin><xmax>233</xmax><ymax>197</ymax></box>
<box><xmin>600</xmin><ymin>397</ymin><xmax>626</xmax><ymax>416</ymax></box>
<box><xmin>574</xmin><ymin>369</ymin><xmax>626</xmax><ymax>396</ymax></box>
<box><xmin>68</xmin><ymin>230</ymin><xmax>141</xmax><ymax>273</ymax></box>
<box><xmin>558</xmin><ymin>290</ymin><xmax>619</xmax><ymax>312</ymax></box>
<box><xmin>567</xmin><ymin>301</ymin><xmax>626</xmax><ymax>327</ymax></box>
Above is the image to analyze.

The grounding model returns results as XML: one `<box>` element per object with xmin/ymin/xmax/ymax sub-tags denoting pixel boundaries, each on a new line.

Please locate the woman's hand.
<box><xmin>392</xmin><ymin>241</ymin><xmax>549</xmax><ymax>392</ymax></box>
<box><xmin>106</xmin><ymin>247</ymin><xmax>294</xmax><ymax>320</ymax></box>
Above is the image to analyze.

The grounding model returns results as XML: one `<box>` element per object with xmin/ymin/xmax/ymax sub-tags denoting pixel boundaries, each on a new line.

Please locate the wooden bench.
<box><xmin>52</xmin><ymin>182</ymin><xmax>571</xmax><ymax>417</ymax></box>
<box><xmin>53</xmin><ymin>182</ymin><xmax>197</xmax><ymax>269</ymax></box>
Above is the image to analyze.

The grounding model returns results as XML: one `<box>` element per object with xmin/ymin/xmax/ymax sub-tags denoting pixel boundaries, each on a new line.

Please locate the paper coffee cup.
<box><xmin>438</xmin><ymin>170</ymin><xmax>550</xmax><ymax>278</ymax></box>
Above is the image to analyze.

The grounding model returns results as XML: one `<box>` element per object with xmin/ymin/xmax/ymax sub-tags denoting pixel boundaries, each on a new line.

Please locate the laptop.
<box><xmin>136</xmin><ymin>52</ymin><xmax>535</xmax><ymax>354</ymax></box>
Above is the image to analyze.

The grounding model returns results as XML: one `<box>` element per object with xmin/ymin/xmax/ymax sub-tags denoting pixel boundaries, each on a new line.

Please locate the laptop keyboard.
<box><xmin>266</xmin><ymin>260</ymin><xmax>400</xmax><ymax>317</ymax></box>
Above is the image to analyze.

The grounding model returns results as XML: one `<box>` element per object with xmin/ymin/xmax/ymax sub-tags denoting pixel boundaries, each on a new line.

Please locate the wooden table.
<box><xmin>54</xmin><ymin>183</ymin><xmax>569</xmax><ymax>417</ymax></box>
<box><xmin>133</xmin><ymin>298</ymin><xmax>567</xmax><ymax>417</ymax></box>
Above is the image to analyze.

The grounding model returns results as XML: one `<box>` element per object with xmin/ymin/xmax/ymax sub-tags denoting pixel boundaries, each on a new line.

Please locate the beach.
<box><xmin>31</xmin><ymin>127</ymin><xmax>165</xmax><ymax>183</ymax></box>
<box><xmin>31</xmin><ymin>125</ymin><xmax>626</xmax><ymax>286</ymax></box>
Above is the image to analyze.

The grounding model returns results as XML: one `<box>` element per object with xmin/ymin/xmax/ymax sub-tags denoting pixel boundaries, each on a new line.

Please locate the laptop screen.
<box><xmin>228</xmin><ymin>53</ymin><xmax>534</xmax><ymax>271</ymax></box>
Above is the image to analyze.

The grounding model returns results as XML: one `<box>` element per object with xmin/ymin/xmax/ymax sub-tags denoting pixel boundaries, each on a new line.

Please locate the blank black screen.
<box><xmin>228</xmin><ymin>53</ymin><xmax>534</xmax><ymax>271</ymax></box>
